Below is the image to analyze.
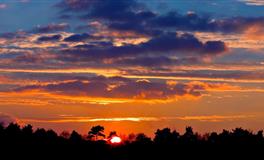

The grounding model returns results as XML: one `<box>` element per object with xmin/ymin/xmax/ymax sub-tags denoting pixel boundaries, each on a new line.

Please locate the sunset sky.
<box><xmin>0</xmin><ymin>0</ymin><xmax>264</xmax><ymax>136</ymax></box>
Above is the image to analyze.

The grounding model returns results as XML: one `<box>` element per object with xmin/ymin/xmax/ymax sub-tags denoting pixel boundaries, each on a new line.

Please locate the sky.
<box><xmin>0</xmin><ymin>0</ymin><xmax>264</xmax><ymax>136</ymax></box>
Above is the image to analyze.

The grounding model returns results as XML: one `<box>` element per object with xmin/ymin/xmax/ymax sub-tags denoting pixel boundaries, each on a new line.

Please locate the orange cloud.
<box><xmin>175</xmin><ymin>115</ymin><xmax>255</xmax><ymax>122</ymax></box>
<box><xmin>19</xmin><ymin>114</ymin><xmax>255</xmax><ymax>123</ymax></box>
<box><xmin>239</xmin><ymin>0</ymin><xmax>264</xmax><ymax>6</ymax></box>
<box><xmin>4</xmin><ymin>74</ymin><xmax>263</xmax><ymax>105</ymax></box>
<box><xmin>195</xmin><ymin>30</ymin><xmax>264</xmax><ymax>49</ymax></box>
<box><xmin>1</xmin><ymin>73</ymin><xmax>264</xmax><ymax>105</ymax></box>
<box><xmin>12</xmin><ymin>78</ymin><xmax>205</xmax><ymax>104</ymax></box>
<box><xmin>244</xmin><ymin>24</ymin><xmax>264</xmax><ymax>40</ymax></box>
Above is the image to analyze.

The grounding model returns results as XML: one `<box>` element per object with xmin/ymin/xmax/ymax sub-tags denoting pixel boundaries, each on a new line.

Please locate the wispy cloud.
<box><xmin>174</xmin><ymin>115</ymin><xmax>255</xmax><ymax>122</ymax></box>
<box><xmin>0</xmin><ymin>3</ymin><xmax>7</xmax><ymax>9</ymax></box>
<box><xmin>19</xmin><ymin>114</ymin><xmax>255</xmax><ymax>123</ymax></box>
<box><xmin>12</xmin><ymin>75</ymin><xmax>249</xmax><ymax>104</ymax></box>
<box><xmin>239</xmin><ymin>0</ymin><xmax>264</xmax><ymax>6</ymax></box>
<box><xmin>0</xmin><ymin>112</ymin><xmax>16</xmax><ymax>126</ymax></box>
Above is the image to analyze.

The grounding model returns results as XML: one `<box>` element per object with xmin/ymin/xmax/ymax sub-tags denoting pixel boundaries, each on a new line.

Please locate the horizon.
<box><xmin>0</xmin><ymin>0</ymin><xmax>264</xmax><ymax>136</ymax></box>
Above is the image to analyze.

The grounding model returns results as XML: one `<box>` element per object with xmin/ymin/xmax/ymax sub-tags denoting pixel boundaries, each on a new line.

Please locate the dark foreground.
<box><xmin>0</xmin><ymin>123</ymin><xmax>263</xmax><ymax>159</ymax></box>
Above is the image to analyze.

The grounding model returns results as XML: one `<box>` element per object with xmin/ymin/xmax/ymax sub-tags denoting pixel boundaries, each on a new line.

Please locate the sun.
<box><xmin>110</xmin><ymin>136</ymin><xmax>122</xmax><ymax>144</ymax></box>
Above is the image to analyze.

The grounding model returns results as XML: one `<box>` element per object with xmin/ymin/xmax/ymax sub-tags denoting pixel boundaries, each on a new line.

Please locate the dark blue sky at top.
<box><xmin>0</xmin><ymin>0</ymin><xmax>263</xmax><ymax>33</ymax></box>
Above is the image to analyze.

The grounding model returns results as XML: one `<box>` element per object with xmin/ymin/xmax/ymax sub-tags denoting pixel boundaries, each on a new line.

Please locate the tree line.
<box><xmin>0</xmin><ymin>123</ymin><xmax>263</xmax><ymax>159</ymax></box>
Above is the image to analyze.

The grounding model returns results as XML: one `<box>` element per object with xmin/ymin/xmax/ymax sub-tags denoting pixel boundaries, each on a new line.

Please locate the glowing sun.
<box><xmin>110</xmin><ymin>136</ymin><xmax>122</xmax><ymax>144</ymax></box>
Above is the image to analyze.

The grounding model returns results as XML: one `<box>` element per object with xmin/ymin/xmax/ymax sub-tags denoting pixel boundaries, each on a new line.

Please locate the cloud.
<box><xmin>195</xmin><ymin>30</ymin><xmax>264</xmax><ymax>49</ymax></box>
<box><xmin>111</xmin><ymin>56</ymin><xmax>199</xmax><ymax>67</ymax></box>
<box><xmin>56</xmin><ymin>0</ymin><xmax>99</xmax><ymax>11</ymax></box>
<box><xmin>37</xmin><ymin>34</ymin><xmax>62</xmax><ymax>42</ymax></box>
<box><xmin>19</xmin><ymin>0</ymin><xmax>30</xmax><ymax>2</ymax></box>
<box><xmin>13</xmin><ymin>76</ymin><xmax>239</xmax><ymax>103</ymax></box>
<box><xmin>21</xmin><ymin>116</ymin><xmax>159</xmax><ymax>123</ymax></box>
<box><xmin>32</xmin><ymin>23</ymin><xmax>70</xmax><ymax>33</ymax></box>
<box><xmin>0</xmin><ymin>31</ymin><xmax>27</xmax><ymax>39</ymax></box>
<box><xmin>19</xmin><ymin>114</ymin><xmax>255</xmax><ymax>123</ymax></box>
<box><xmin>1</xmin><ymin>72</ymin><xmax>263</xmax><ymax>105</ymax></box>
<box><xmin>56</xmin><ymin>0</ymin><xmax>161</xmax><ymax>36</ymax></box>
<box><xmin>64</xmin><ymin>33</ymin><xmax>91</xmax><ymax>42</ymax></box>
<box><xmin>56</xmin><ymin>0</ymin><xmax>151</xmax><ymax>22</ymax></box>
<box><xmin>0</xmin><ymin>3</ymin><xmax>7</xmax><ymax>9</ymax></box>
<box><xmin>59</xmin><ymin>32</ymin><xmax>227</xmax><ymax>63</ymax></box>
<box><xmin>172</xmin><ymin>115</ymin><xmax>255</xmax><ymax>122</ymax></box>
<box><xmin>0</xmin><ymin>113</ymin><xmax>16</xmax><ymax>126</ymax></box>
<box><xmin>239</xmin><ymin>0</ymin><xmax>264</xmax><ymax>5</ymax></box>
<box><xmin>4</xmin><ymin>63</ymin><xmax>264</xmax><ymax>84</ymax></box>
<box><xmin>150</xmin><ymin>12</ymin><xmax>264</xmax><ymax>33</ymax></box>
<box><xmin>14</xmin><ymin>76</ymin><xmax>200</xmax><ymax>100</ymax></box>
<box><xmin>56</xmin><ymin>0</ymin><xmax>264</xmax><ymax>35</ymax></box>
<box><xmin>122</xmin><ymin>69</ymin><xmax>264</xmax><ymax>84</ymax></box>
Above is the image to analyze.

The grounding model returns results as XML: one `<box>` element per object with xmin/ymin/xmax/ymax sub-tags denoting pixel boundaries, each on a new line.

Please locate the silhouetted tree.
<box><xmin>126</xmin><ymin>133</ymin><xmax>136</xmax><ymax>143</ymax></box>
<box><xmin>257</xmin><ymin>130</ymin><xmax>263</xmax><ymax>138</ymax></box>
<box><xmin>88</xmin><ymin>125</ymin><xmax>105</xmax><ymax>140</ymax></box>
<box><xmin>21</xmin><ymin>124</ymin><xmax>33</xmax><ymax>144</ymax></box>
<box><xmin>219</xmin><ymin>129</ymin><xmax>231</xmax><ymax>144</ymax></box>
<box><xmin>108</xmin><ymin>131</ymin><xmax>117</xmax><ymax>138</ymax></box>
<box><xmin>34</xmin><ymin>128</ymin><xmax>47</xmax><ymax>144</ymax></box>
<box><xmin>154</xmin><ymin>128</ymin><xmax>180</xmax><ymax>145</ymax></box>
<box><xmin>181</xmin><ymin>126</ymin><xmax>198</xmax><ymax>144</ymax></box>
<box><xmin>5</xmin><ymin>123</ymin><xmax>21</xmax><ymax>143</ymax></box>
<box><xmin>46</xmin><ymin>129</ymin><xmax>58</xmax><ymax>143</ymax></box>
<box><xmin>5</xmin><ymin>123</ymin><xmax>21</xmax><ymax>135</ymax></box>
<box><xmin>69</xmin><ymin>130</ymin><xmax>83</xmax><ymax>143</ymax></box>
<box><xmin>135</xmin><ymin>133</ymin><xmax>152</xmax><ymax>144</ymax></box>
<box><xmin>208</xmin><ymin>132</ymin><xmax>218</xmax><ymax>144</ymax></box>
<box><xmin>0</xmin><ymin>123</ymin><xmax>4</xmax><ymax>135</ymax></box>
<box><xmin>22</xmin><ymin>124</ymin><xmax>33</xmax><ymax>135</ymax></box>
<box><xmin>60</xmin><ymin>130</ymin><xmax>70</xmax><ymax>139</ymax></box>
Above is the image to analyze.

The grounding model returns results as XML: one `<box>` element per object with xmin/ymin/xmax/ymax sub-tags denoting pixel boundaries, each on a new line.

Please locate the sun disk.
<box><xmin>110</xmin><ymin>136</ymin><xmax>122</xmax><ymax>144</ymax></box>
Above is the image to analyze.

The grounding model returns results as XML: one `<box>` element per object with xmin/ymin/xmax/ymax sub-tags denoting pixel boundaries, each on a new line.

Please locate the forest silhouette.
<box><xmin>0</xmin><ymin>123</ymin><xmax>263</xmax><ymax>159</ymax></box>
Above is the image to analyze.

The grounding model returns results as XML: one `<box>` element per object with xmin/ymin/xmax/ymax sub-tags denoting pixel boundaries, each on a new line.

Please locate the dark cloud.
<box><xmin>108</xmin><ymin>21</ymin><xmax>162</xmax><ymax>36</ymax></box>
<box><xmin>203</xmin><ymin>41</ymin><xmax>227</xmax><ymax>54</ymax></box>
<box><xmin>64</xmin><ymin>33</ymin><xmax>91</xmax><ymax>42</ymax></box>
<box><xmin>56</xmin><ymin>0</ymin><xmax>264</xmax><ymax>35</ymax></box>
<box><xmin>0</xmin><ymin>31</ymin><xmax>27</xmax><ymax>39</ymax></box>
<box><xmin>150</xmin><ymin>11</ymin><xmax>212</xmax><ymax>31</ymax></box>
<box><xmin>37</xmin><ymin>34</ymin><xmax>62</xmax><ymax>42</ymax></box>
<box><xmin>59</xmin><ymin>32</ymin><xmax>227</xmax><ymax>62</ymax></box>
<box><xmin>57</xmin><ymin>0</ymin><xmax>158</xmax><ymax>35</ymax></box>
<box><xmin>82</xmin><ymin>1</ymin><xmax>151</xmax><ymax>22</ymax></box>
<box><xmin>108</xmin><ymin>13</ymin><xmax>264</xmax><ymax>35</ymax></box>
<box><xmin>56</xmin><ymin>0</ymin><xmax>151</xmax><ymax>22</ymax></box>
<box><xmin>32</xmin><ymin>23</ymin><xmax>70</xmax><ymax>33</ymax></box>
<box><xmin>15</xmin><ymin>76</ymin><xmax>206</xmax><ymax>99</ymax></box>
<box><xmin>150</xmin><ymin>12</ymin><xmax>264</xmax><ymax>33</ymax></box>
<box><xmin>13</xmin><ymin>54</ymin><xmax>45</xmax><ymax>64</ymax></box>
